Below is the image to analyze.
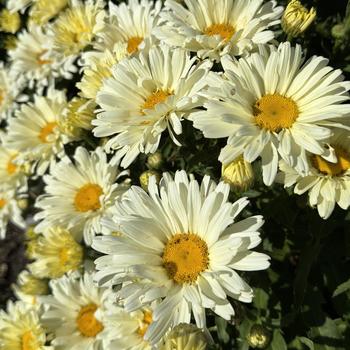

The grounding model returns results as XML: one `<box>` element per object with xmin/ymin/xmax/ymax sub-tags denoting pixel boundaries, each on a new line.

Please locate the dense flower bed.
<box><xmin>0</xmin><ymin>0</ymin><xmax>349</xmax><ymax>349</ymax></box>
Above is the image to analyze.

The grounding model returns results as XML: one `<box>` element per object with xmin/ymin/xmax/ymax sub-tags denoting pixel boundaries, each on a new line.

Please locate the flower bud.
<box><xmin>160</xmin><ymin>323</ymin><xmax>208</xmax><ymax>350</ymax></box>
<box><xmin>282</xmin><ymin>0</ymin><xmax>316</xmax><ymax>38</ymax></box>
<box><xmin>247</xmin><ymin>324</ymin><xmax>271</xmax><ymax>349</ymax></box>
<box><xmin>221</xmin><ymin>155</ymin><xmax>254</xmax><ymax>191</ymax></box>
<box><xmin>139</xmin><ymin>170</ymin><xmax>161</xmax><ymax>191</ymax></box>
<box><xmin>147</xmin><ymin>151</ymin><xmax>163</xmax><ymax>169</ymax></box>
<box><xmin>0</xmin><ymin>9</ymin><xmax>20</xmax><ymax>34</ymax></box>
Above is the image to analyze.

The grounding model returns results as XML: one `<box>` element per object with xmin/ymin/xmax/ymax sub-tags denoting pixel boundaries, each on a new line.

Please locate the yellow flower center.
<box><xmin>7</xmin><ymin>154</ymin><xmax>18</xmax><ymax>175</ymax></box>
<box><xmin>38</xmin><ymin>122</ymin><xmax>57</xmax><ymax>143</ymax></box>
<box><xmin>137</xmin><ymin>310</ymin><xmax>153</xmax><ymax>338</ymax></box>
<box><xmin>204</xmin><ymin>23</ymin><xmax>235</xmax><ymax>41</ymax></box>
<box><xmin>253</xmin><ymin>94</ymin><xmax>299</xmax><ymax>132</ymax></box>
<box><xmin>22</xmin><ymin>331</ymin><xmax>36</xmax><ymax>350</ymax></box>
<box><xmin>162</xmin><ymin>234</ymin><xmax>209</xmax><ymax>284</ymax></box>
<box><xmin>76</xmin><ymin>304</ymin><xmax>104</xmax><ymax>337</ymax></box>
<box><xmin>0</xmin><ymin>198</ymin><xmax>7</xmax><ymax>209</ymax></box>
<box><xmin>74</xmin><ymin>183</ymin><xmax>102</xmax><ymax>212</ymax></box>
<box><xmin>127</xmin><ymin>36</ymin><xmax>143</xmax><ymax>54</ymax></box>
<box><xmin>141</xmin><ymin>90</ymin><xmax>171</xmax><ymax>112</ymax></box>
<box><xmin>312</xmin><ymin>145</ymin><xmax>350</xmax><ymax>176</ymax></box>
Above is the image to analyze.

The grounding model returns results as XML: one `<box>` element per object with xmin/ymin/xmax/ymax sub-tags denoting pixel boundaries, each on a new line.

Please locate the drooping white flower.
<box><xmin>93</xmin><ymin>170</ymin><xmax>270</xmax><ymax>343</ymax></box>
<box><xmin>279</xmin><ymin>131</ymin><xmax>350</xmax><ymax>219</ymax></box>
<box><xmin>191</xmin><ymin>42</ymin><xmax>350</xmax><ymax>185</ymax></box>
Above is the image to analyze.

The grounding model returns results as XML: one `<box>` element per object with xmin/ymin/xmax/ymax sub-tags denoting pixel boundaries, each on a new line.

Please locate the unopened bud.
<box><xmin>247</xmin><ymin>324</ymin><xmax>271</xmax><ymax>349</ymax></box>
<box><xmin>221</xmin><ymin>156</ymin><xmax>254</xmax><ymax>191</ymax></box>
<box><xmin>160</xmin><ymin>323</ymin><xmax>208</xmax><ymax>350</ymax></box>
<box><xmin>139</xmin><ymin>170</ymin><xmax>161</xmax><ymax>191</ymax></box>
<box><xmin>282</xmin><ymin>0</ymin><xmax>316</xmax><ymax>38</ymax></box>
<box><xmin>147</xmin><ymin>151</ymin><xmax>163</xmax><ymax>169</ymax></box>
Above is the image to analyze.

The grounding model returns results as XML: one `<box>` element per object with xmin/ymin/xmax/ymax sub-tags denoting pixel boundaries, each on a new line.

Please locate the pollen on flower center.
<box><xmin>137</xmin><ymin>310</ymin><xmax>153</xmax><ymax>338</ymax></box>
<box><xmin>74</xmin><ymin>183</ymin><xmax>103</xmax><ymax>212</ymax></box>
<box><xmin>7</xmin><ymin>154</ymin><xmax>18</xmax><ymax>175</ymax></box>
<box><xmin>253</xmin><ymin>94</ymin><xmax>299</xmax><ymax>132</ymax></box>
<box><xmin>0</xmin><ymin>198</ymin><xmax>7</xmax><ymax>209</ymax></box>
<box><xmin>311</xmin><ymin>145</ymin><xmax>350</xmax><ymax>176</ymax></box>
<box><xmin>22</xmin><ymin>330</ymin><xmax>36</xmax><ymax>350</ymax></box>
<box><xmin>127</xmin><ymin>36</ymin><xmax>143</xmax><ymax>54</ymax></box>
<box><xmin>38</xmin><ymin>122</ymin><xmax>57</xmax><ymax>143</ymax></box>
<box><xmin>204</xmin><ymin>23</ymin><xmax>235</xmax><ymax>41</ymax></box>
<box><xmin>162</xmin><ymin>233</ymin><xmax>209</xmax><ymax>284</ymax></box>
<box><xmin>141</xmin><ymin>90</ymin><xmax>171</xmax><ymax>112</ymax></box>
<box><xmin>76</xmin><ymin>304</ymin><xmax>104</xmax><ymax>337</ymax></box>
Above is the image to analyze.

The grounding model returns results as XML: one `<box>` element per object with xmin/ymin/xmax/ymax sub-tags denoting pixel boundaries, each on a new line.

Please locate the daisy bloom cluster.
<box><xmin>0</xmin><ymin>0</ymin><xmax>350</xmax><ymax>349</ymax></box>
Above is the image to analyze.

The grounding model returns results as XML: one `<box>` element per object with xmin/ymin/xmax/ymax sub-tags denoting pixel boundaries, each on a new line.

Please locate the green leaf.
<box><xmin>309</xmin><ymin>317</ymin><xmax>345</xmax><ymax>349</ymax></box>
<box><xmin>269</xmin><ymin>330</ymin><xmax>287</xmax><ymax>350</ymax></box>
<box><xmin>333</xmin><ymin>279</ymin><xmax>350</xmax><ymax>297</ymax></box>
<box><xmin>215</xmin><ymin>317</ymin><xmax>230</xmax><ymax>344</ymax></box>
<box><xmin>299</xmin><ymin>337</ymin><xmax>315</xmax><ymax>350</ymax></box>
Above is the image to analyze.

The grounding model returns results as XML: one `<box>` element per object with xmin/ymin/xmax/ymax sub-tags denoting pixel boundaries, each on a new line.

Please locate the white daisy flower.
<box><xmin>93</xmin><ymin>44</ymin><xmax>211</xmax><ymax>167</ymax></box>
<box><xmin>5</xmin><ymin>88</ymin><xmax>73</xmax><ymax>175</ymax></box>
<box><xmin>153</xmin><ymin>0</ymin><xmax>283</xmax><ymax>61</ymax></box>
<box><xmin>40</xmin><ymin>272</ymin><xmax>113</xmax><ymax>350</ymax></box>
<box><xmin>34</xmin><ymin>147</ymin><xmax>129</xmax><ymax>245</ymax></box>
<box><xmin>278</xmin><ymin>131</ymin><xmax>350</xmax><ymax>219</ymax></box>
<box><xmin>0</xmin><ymin>300</ymin><xmax>52</xmax><ymax>350</ymax></box>
<box><xmin>0</xmin><ymin>187</ymin><xmax>25</xmax><ymax>239</ymax></box>
<box><xmin>94</xmin><ymin>0</ymin><xmax>162</xmax><ymax>55</ymax></box>
<box><xmin>9</xmin><ymin>25</ymin><xmax>76</xmax><ymax>89</ymax></box>
<box><xmin>93</xmin><ymin>170</ymin><xmax>270</xmax><ymax>344</ymax></box>
<box><xmin>191</xmin><ymin>42</ymin><xmax>350</xmax><ymax>185</ymax></box>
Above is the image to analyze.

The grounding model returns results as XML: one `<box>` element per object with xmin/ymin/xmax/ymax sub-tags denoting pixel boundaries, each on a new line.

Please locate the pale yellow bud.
<box><xmin>139</xmin><ymin>170</ymin><xmax>161</xmax><ymax>191</ymax></box>
<box><xmin>247</xmin><ymin>325</ymin><xmax>271</xmax><ymax>349</ymax></box>
<box><xmin>221</xmin><ymin>155</ymin><xmax>254</xmax><ymax>191</ymax></box>
<box><xmin>160</xmin><ymin>324</ymin><xmax>208</xmax><ymax>350</ymax></box>
<box><xmin>0</xmin><ymin>9</ymin><xmax>20</xmax><ymax>34</ymax></box>
<box><xmin>282</xmin><ymin>0</ymin><xmax>316</xmax><ymax>38</ymax></box>
<box><xmin>17</xmin><ymin>198</ymin><xmax>28</xmax><ymax>210</ymax></box>
<box><xmin>147</xmin><ymin>151</ymin><xmax>163</xmax><ymax>169</ymax></box>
